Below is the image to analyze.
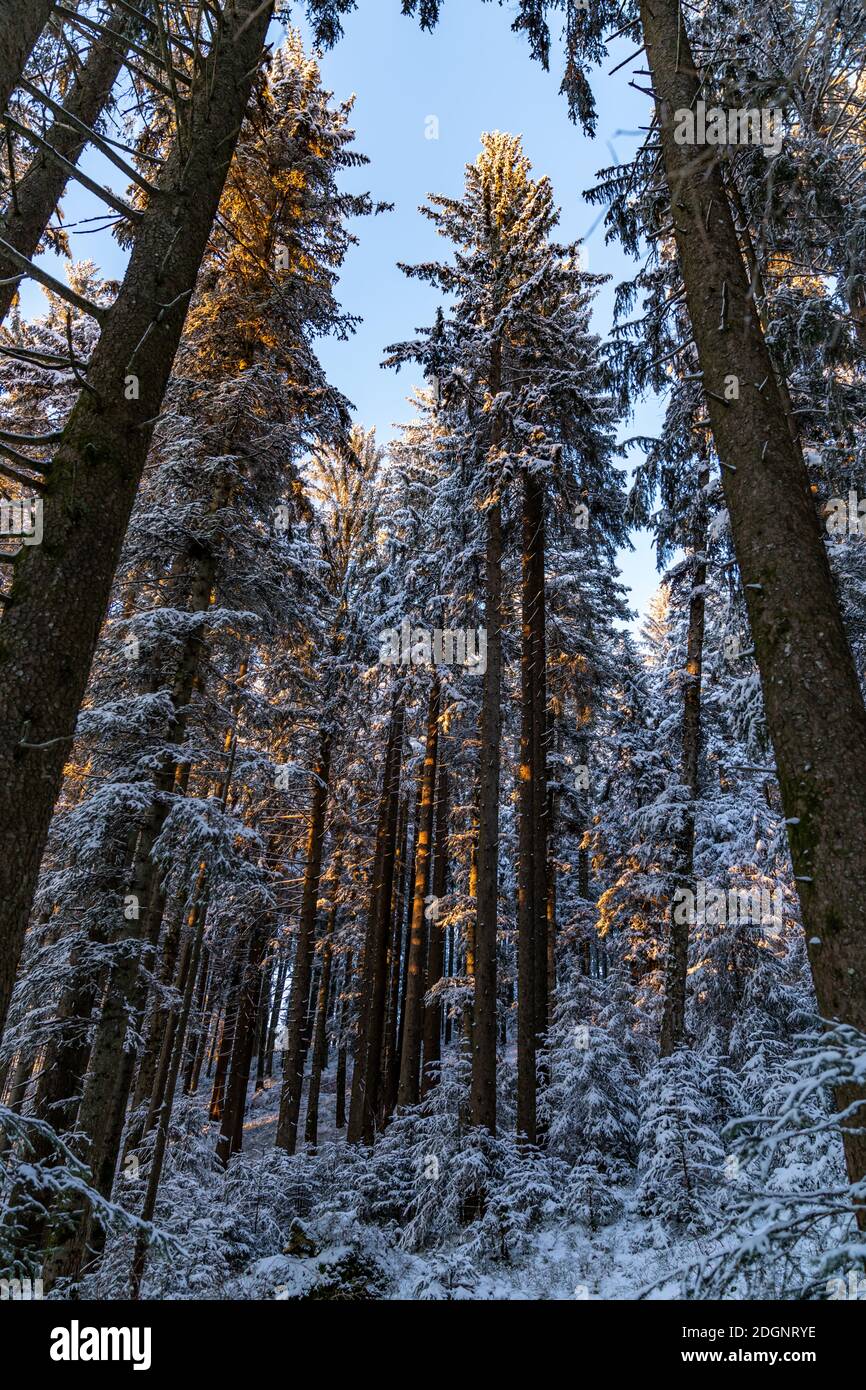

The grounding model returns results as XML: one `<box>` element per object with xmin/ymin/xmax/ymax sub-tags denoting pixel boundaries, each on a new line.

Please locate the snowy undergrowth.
<box><xmin>80</xmin><ymin>1019</ymin><xmax>862</xmax><ymax>1302</ymax></box>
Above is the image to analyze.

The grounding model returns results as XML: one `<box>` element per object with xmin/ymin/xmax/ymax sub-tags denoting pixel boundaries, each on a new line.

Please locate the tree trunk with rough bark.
<box><xmin>660</xmin><ymin>465</ymin><xmax>708</xmax><ymax>1056</ymax></box>
<box><xmin>304</xmin><ymin>898</ymin><xmax>336</xmax><ymax>1149</ymax></box>
<box><xmin>421</xmin><ymin>762</ymin><xmax>449</xmax><ymax>1096</ymax></box>
<box><xmin>0</xmin><ymin>0</ymin><xmax>55</xmax><ymax>117</ymax></box>
<box><xmin>397</xmin><ymin>679</ymin><xmax>440</xmax><ymax>1109</ymax></box>
<box><xmin>0</xmin><ymin>0</ymin><xmax>275</xmax><ymax>1047</ymax></box>
<box><xmin>469</xmin><ymin>337</ymin><xmax>503</xmax><ymax>1135</ymax></box>
<box><xmin>641</xmin><ymin>0</ymin><xmax>866</xmax><ymax>1206</ymax></box>
<box><xmin>517</xmin><ymin>465</ymin><xmax>547</xmax><ymax>1146</ymax></box>
<box><xmin>347</xmin><ymin>695</ymin><xmax>404</xmax><ymax>1143</ymax></box>
<box><xmin>216</xmin><ymin>919</ymin><xmax>270</xmax><ymax>1167</ymax></box>
<box><xmin>334</xmin><ymin>946</ymin><xmax>353</xmax><ymax>1130</ymax></box>
<box><xmin>275</xmin><ymin>728</ymin><xmax>333</xmax><ymax>1154</ymax></box>
<box><xmin>380</xmin><ymin>794</ymin><xmax>409</xmax><ymax>1124</ymax></box>
<box><xmin>0</xmin><ymin>0</ymin><xmax>144</xmax><ymax>325</ymax></box>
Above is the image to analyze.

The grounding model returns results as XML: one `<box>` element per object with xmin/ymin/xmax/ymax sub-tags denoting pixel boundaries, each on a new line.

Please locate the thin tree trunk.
<box><xmin>546</xmin><ymin>712</ymin><xmax>561</xmax><ymax>999</ymax></box>
<box><xmin>531</xmin><ymin>469</ymin><xmax>549</xmax><ymax>1124</ymax></box>
<box><xmin>444</xmin><ymin>916</ymin><xmax>454</xmax><ymax>1046</ymax></box>
<box><xmin>470</xmin><ymin>336</ymin><xmax>503</xmax><ymax>1134</ymax></box>
<box><xmin>642</xmin><ymin>0</ymin><xmax>866</xmax><ymax>1207</ymax></box>
<box><xmin>347</xmin><ymin>695</ymin><xmax>404</xmax><ymax>1143</ymax></box>
<box><xmin>264</xmin><ymin>950</ymin><xmax>288</xmax><ymax>1080</ymax></box>
<box><xmin>183</xmin><ymin>945</ymin><xmax>210</xmax><ymax>1095</ymax></box>
<box><xmin>304</xmin><ymin>899</ymin><xmax>336</xmax><ymax>1149</ymax></box>
<box><xmin>421</xmin><ymin>763</ymin><xmax>449</xmax><ymax>1096</ymax></box>
<box><xmin>334</xmin><ymin>947</ymin><xmax>353</xmax><ymax>1130</ymax></box>
<box><xmin>518</xmin><ymin>465</ymin><xmax>547</xmax><ymax>1146</ymax></box>
<box><xmin>275</xmin><ymin>728</ymin><xmax>332</xmax><ymax>1154</ymax></box>
<box><xmin>391</xmin><ymin>788</ymin><xmax>420</xmax><ymax>1117</ymax></box>
<box><xmin>660</xmin><ymin>463</ymin><xmax>708</xmax><ymax>1056</ymax></box>
<box><xmin>380</xmin><ymin>794</ymin><xmax>409</xmax><ymax>1122</ymax></box>
<box><xmin>216</xmin><ymin>921</ymin><xmax>270</xmax><ymax>1167</ymax></box>
<box><xmin>129</xmin><ymin>914</ymin><xmax>203</xmax><ymax>1299</ymax></box>
<box><xmin>209</xmin><ymin>945</ymin><xmax>245</xmax><ymax>1122</ymax></box>
<box><xmin>397</xmin><ymin>679</ymin><xmax>440</xmax><ymax>1109</ymax></box>
<box><xmin>470</xmin><ymin>497</ymin><xmax>502</xmax><ymax>1133</ymax></box>
<box><xmin>129</xmin><ymin>903</ymin><xmax>184</xmax><ymax>1117</ymax></box>
<box><xmin>0</xmin><ymin>0</ymin><xmax>144</xmax><ymax>325</ymax></box>
<box><xmin>254</xmin><ymin>962</ymin><xmax>270</xmax><ymax>1094</ymax></box>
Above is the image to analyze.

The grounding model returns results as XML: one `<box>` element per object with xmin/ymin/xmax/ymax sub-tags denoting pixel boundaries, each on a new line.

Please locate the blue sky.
<box><xmin>18</xmin><ymin>2</ymin><xmax>665</xmax><ymax>627</ymax></box>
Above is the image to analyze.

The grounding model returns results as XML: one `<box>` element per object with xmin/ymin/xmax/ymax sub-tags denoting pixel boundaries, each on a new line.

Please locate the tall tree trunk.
<box><xmin>659</xmin><ymin>464</ymin><xmax>708</xmax><ymax>1056</ymax></box>
<box><xmin>347</xmin><ymin>695</ymin><xmax>404</xmax><ymax>1143</ymax></box>
<box><xmin>254</xmin><ymin>963</ymin><xmax>270</xmax><ymax>1094</ymax></box>
<box><xmin>470</xmin><ymin>329</ymin><xmax>503</xmax><ymax>1135</ymax></box>
<box><xmin>642</xmin><ymin>0</ymin><xmax>866</xmax><ymax>1206</ymax></box>
<box><xmin>531</xmin><ymin>469</ymin><xmax>549</xmax><ymax>1122</ymax></box>
<box><xmin>380</xmin><ymin>795</ymin><xmax>409</xmax><ymax>1124</ymax></box>
<box><xmin>304</xmin><ymin>897</ymin><xmax>336</xmax><ymax>1149</ymax></box>
<box><xmin>0</xmin><ymin>0</ymin><xmax>55</xmax><ymax>117</ymax></box>
<box><xmin>546</xmin><ymin>712</ymin><xmax>561</xmax><ymax>999</ymax></box>
<box><xmin>444</xmin><ymin>914</ymin><xmax>454</xmax><ymax>1047</ymax></box>
<box><xmin>0</xmin><ymin>0</ymin><xmax>275</xmax><ymax>1046</ymax></box>
<box><xmin>128</xmin><ymin>911</ymin><xmax>204</xmax><ymax>1299</ymax></box>
<box><xmin>397</xmin><ymin>679</ymin><xmax>440</xmax><ymax>1109</ymax></box>
<box><xmin>264</xmin><ymin>949</ymin><xmax>288</xmax><ymax>1081</ymax></box>
<box><xmin>129</xmin><ymin>902</ymin><xmax>184</xmax><ymax>1118</ymax></box>
<box><xmin>469</xmin><ymin>495</ymin><xmax>502</xmax><ymax>1133</ymax></box>
<box><xmin>0</xmin><ymin>0</ymin><xmax>144</xmax><ymax>325</ymax></box>
<box><xmin>209</xmin><ymin>944</ymin><xmax>245</xmax><ymax>1122</ymax></box>
<box><xmin>216</xmin><ymin>920</ymin><xmax>270</xmax><ymax>1166</ymax></box>
<box><xmin>517</xmin><ymin>465</ymin><xmax>547</xmax><ymax>1145</ymax></box>
<box><xmin>391</xmin><ymin>787</ymin><xmax>420</xmax><ymax>1117</ymax></box>
<box><xmin>183</xmin><ymin>944</ymin><xmax>210</xmax><ymax>1095</ymax></box>
<box><xmin>421</xmin><ymin>762</ymin><xmax>449</xmax><ymax>1096</ymax></box>
<box><xmin>275</xmin><ymin>728</ymin><xmax>333</xmax><ymax>1154</ymax></box>
<box><xmin>334</xmin><ymin>947</ymin><xmax>353</xmax><ymax>1131</ymax></box>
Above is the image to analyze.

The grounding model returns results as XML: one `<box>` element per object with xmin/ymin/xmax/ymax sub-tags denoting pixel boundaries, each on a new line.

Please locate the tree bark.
<box><xmin>129</xmin><ymin>911</ymin><xmax>203</xmax><ymax>1299</ymax></box>
<box><xmin>470</xmin><ymin>333</ymin><xmax>503</xmax><ymax>1134</ymax></box>
<box><xmin>264</xmin><ymin>949</ymin><xmax>288</xmax><ymax>1081</ymax></box>
<box><xmin>334</xmin><ymin>946</ymin><xmax>353</xmax><ymax>1130</ymax></box>
<box><xmin>275</xmin><ymin>727</ymin><xmax>332</xmax><ymax>1154</ymax></box>
<box><xmin>0</xmin><ymin>0</ymin><xmax>276</xmax><ymax>1046</ymax></box>
<box><xmin>660</xmin><ymin>464</ymin><xmax>708</xmax><ymax>1056</ymax></box>
<box><xmin>209</xmin><ymin>943</ymin><xmax>245</xmax><ymax>1122</ymax></box>
<box><xmin>0</xmin><ymin>0</ymin><xmax>55</xmax><ymax>117</ymax></box>
<box><xmin>531</xmin><ymin>470</ymin><xmax>549</xmax><ymax>1119</ymax></box>
<box><xmin>421</xmin><ymin>762</ymin><xmax>449</xmax><ymax>1096</ymax></box>
<box><xmin>517</xmin><ymin>465</ymin><xmax>547</xmax><ymax>1146</ymax></box>
<box><xmin>216</xmin><ymin>920</ymin><xmax>270</xmax><ymax>1166</ymax></box>
<box><xmin>183</xmin><ymin>944</ymin><xmax>210</xmax><ymax>1095</ymax></box>
<box><xmin>469</xmin><ymin>496</ymin><xmax>502</xmax><ymax>1134</ymax></box>
<box><xmin>380</xmin><ymin>794</ymin><xmax>409</xmax><ymax>1123</ymax></box>
<box><xmin>397</xmin><ymin>679</ymin><xmax>440</xmax><ymax>1109</ymax></box>
<box><xmin>642</xmin><ymin>0</ymin><xmax>866</xmax><ymax>1205</ymax></box>
<box><xmin>304</xmin><ymin>898</ymin><xmax>336</xmax><ymax>1149</ymax></box>
<box><xmin>0</xmin><ymin>0</ymin><xmax>144</xmax><ymax>325</ymax></box>
<box><xmin>347</xmin><ymin>694</ymin><xmax>404</xmax><ymax>1143</ymax></box>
